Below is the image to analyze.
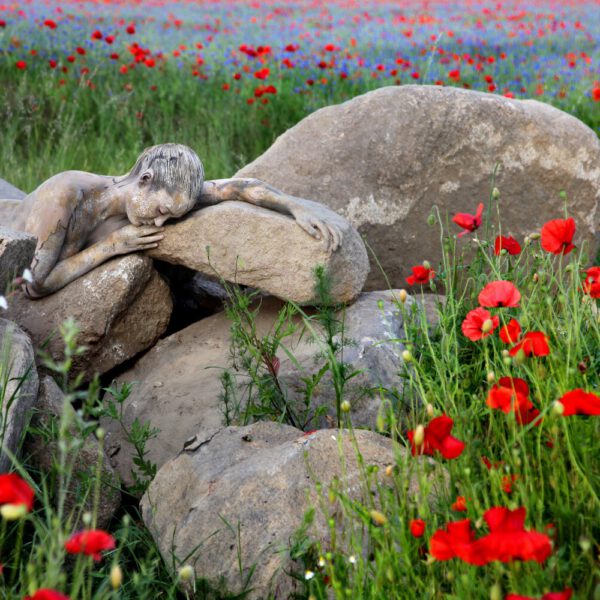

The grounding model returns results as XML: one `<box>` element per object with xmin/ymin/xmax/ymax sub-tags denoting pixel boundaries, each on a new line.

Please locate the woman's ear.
<box><xmin>139</xmin><ymin>168</ymin><xmax>154</xmax><ymax>186</ymax></box>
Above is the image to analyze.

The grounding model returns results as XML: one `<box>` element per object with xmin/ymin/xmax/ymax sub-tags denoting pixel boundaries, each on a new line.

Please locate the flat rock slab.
<box><xmin>142</xmin><ymin>422</ymin><xmax>444</xmax><ymax>599</ymax></box>
<box><xmin>146</xmin><ymin>200</ymin><xmax>369</xmax><ymax>305</ymax></box>
<box><xmin>102</xmin><ymin>291</ymin><xmax>439</xmax><ymax>489</ymax></box>
<box><xmin>237</xmin><ymin>85</ymin><xmax>600</xmax><ymax>289</ymax></box>
<box><xmin>0</xmin><ymin>178</ymin><xmax>25</xmax><ymax>200</ymax></box>
<box><xmin>0</xmin><ymin>319</ymin><xmax>38</xmax><ymax>471</ymax></box>
<box><xmin>0</xmin><ymin>227</ymin><xmax>37</xmax><ymax>294</ymax></box>
<box><xmin>5</xmin><ymin>255</ymin><xmax>172</xmax><ymax>378</ymax></box>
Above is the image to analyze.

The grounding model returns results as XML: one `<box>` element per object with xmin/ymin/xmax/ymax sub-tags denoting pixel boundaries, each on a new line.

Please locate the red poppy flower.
<box><xmin>452</xmin><ymin>203</ymin><xmax>483</xmax><ymax>237</ymax></box>
<box><xmin>494</xmin><ymin>235</ymin><xmax>521</xmax><ymax>256</ymax></box>
<box><xmin>254</xmin><ymin>67</ymin><xmax>270</xmax><ymax>80</ymax></box>
<box><xmin>43</xmin><ymin>19</ymin><xmax>57</xmax><ymax>29</ymax></box>
<box><xmin>540</xmin><ymin>218</ymin><xmax>576</xmax><ymax>255</ymax></box>
<box><xmin>15</xmin><ymin>60</ymin><xmax>27</xmax><ymax>70</ymax></box>
<box><xmin>64</xmin><ymin>529</ymin><xmax>116</xmax><ymax>561</ymax></box>
<box><xmin>509</xmin><ymin>331</ymin><xmax>550</xmax><ymax>357</ymax></box>
<box><xmin>486</xmin><ymin>377</ymin><xmax>540</xmax><ymax>425</ymax></box>
<box><xmin>91</xmin><ymin>30</ymin><xmax>103</xmax><ymax>40</ymax></box>
<box><xmin>0</xmin><ymin>473</ymin><xmax>34</xmax><ymax>511</ymax></box>
<box><xmin>461</xmin><ymin>307</ymin><xmax>499</xmax><ymax>341</ymax></box>
<box><xmin>126</xmin><ymin>24</ymin><xmax>136</xmax><ymax>34</ymax></box>
<box><xmin>499</xmin><ymin>319</ymin><xmax>521</xmax><ymax>344</ymax></box>
<box><xmin>406</xmin><ymin>265</ymin><xmax>435</xmax><ymax>285</ymax></box>
<box><xmin>429</xmin><ymin>519</ymin><xmax>484</xmax><ymax>565</ymax></box>
<box><xmin>556</xmin><ymin>389</ymin><xmax>600</xmax><ymax>416</ymax></box>
<box><xmin>409</xmin><ymin>518</ymin><xmax>426</xmax><ymax>537</ymax></box>
<box><xmin>582</xmin><ymin>266</ymin><xmax>600</xmax><ymax>298</ymax></box>
<box><xmin>25</xmin><ymin>590</ymin><xmax>70</xmax><ymax>600</ymax></box>
<box><xmin>407</xmin><ymin>415</ymin><xmax>465</xmax><ymax>460</ymax></box>
<box><xmin>593</xmin><ymin>87</ymin><xmax>600</xmax><ymax>102</ymax></box>
<box><xmin>451</xmin><ymin>496</ymin><xmax>467</xmax><ymax>512</ymax></box>
<box><xmin>502</xmin><ymin>474</ymin><xmax>519</xmax><ymax>494</ymax></box>
<box><xmin>506</xmin><ymin>589</ymin><xmax>572</xmax><ymax>600</ymax></box>
<box><xmin>478</xmin><ymin>281</ymin><xmax>521</xmax><ymax>308</ymax></box>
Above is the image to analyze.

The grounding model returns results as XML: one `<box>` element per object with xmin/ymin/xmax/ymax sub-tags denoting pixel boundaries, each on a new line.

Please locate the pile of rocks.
<box><xmin>2</xmin><ymin>85</ymin><xmax>599</xmax><ymax>598</ymax></box>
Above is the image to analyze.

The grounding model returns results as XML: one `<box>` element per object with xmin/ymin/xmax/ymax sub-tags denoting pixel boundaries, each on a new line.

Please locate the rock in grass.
<box><xmin>237</xmin><ymin>85</ymin><xmax>600</xmax><ymax>289</ymax></box>
<box><xmin>0</xmin><ymin>227</ymin><xmax>37</xmax><ymax>295</ymax></box>
<box><xmin>102</xmin><ymin>291</ymin><xmax>440</xmax><ymax>490</ymax></box>
<box><xmin>5</xmin><ymin>255</ymin><xmax>172</xmax><ymax>379</ymax></box>
<box><xmin>146</xmin><ymin>200</ymin><xmax>369</xmax><ymax>305</ymax></box>
<box><xmin>24</xmin><ymin>376</ymin><xmax>121</xmax><ymax>529</ymax></box>
<box><xmin>0</xmin><ymin>177</ymin><xmax>25</xmax><ymax>200</ymax></box>
<box><xmin>0</xmin><ymin>319</ymin><xmax>38</xmax><ymax>472</ymax></box>
<box><xmin>141</xmin><ymin>422</ymin><xmax>445</xmax><ymax>600</ymax></box>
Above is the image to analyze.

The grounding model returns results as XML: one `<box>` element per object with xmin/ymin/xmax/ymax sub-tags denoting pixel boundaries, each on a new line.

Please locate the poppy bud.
<box><xmin>385</xmin><ymin>465</ymin><xmax>394</xmax><ymax>477</ymax></box>
<box><xmin>503</xmin><ymin>356</ymin><xmax>512</xmax><ymax>366</ymax></box>
<box><xmin>426</xmin><ymin>403</ymin><xmax>434</xmax><ymax>417</ymax></box>
<box><xmin>481</xmin><ymin>319</ymin><xmax>494</xmax><ymax>333</ymax></box>
<box><xmin>486</xmin><ymin>371</ymin><xmax>496</xmax><ymax>383</ymax></box>
<box><xmin>492</xmin><ymin>187</ymin><xmax>500</xmax><ymax>199</ymax></box>
<box><xmin>96</xmin><ymin>427</ymin><xmax>105</xmax><ymax>441</ymax></box>
<box><xmin>110</xmin><ymin>564</ymin><xmax>123</xmax><ymax>589</ymax></box>
<box><xmin>178</xmin><ymin>565</ymin><xmax>194</xmax><ymax>582</ymax></box>
<box><xmin>370</xmin><ymin>510</ymin><xmax>387</xmax><ymax>526</ymax></box>
<box><xmin>402</xmin><ymin>350</ymin><xmax>413</xmax><ymax>362</ymax></box>
<box><xmin>513</xmin><ymin>349</ymin><xmax>526</xmax><ymax>365</ymax></box>
<box><xmin>553</xmin><ymin>401</ymin><xmax>565</xmax><ymax>415</ymax></box>
<box><xmin>529</xmin><ymin>232</ymin><xmax>541</xmax><ymax>240</ymax></box>
<box><xmin>427</xmin><ymin>213</ymin><xmax>436</xmax><ymax>226</ymax></box>
<box><xmin>0</xmin><ymin>503</ymin><xmax>27</xmax><ymax>520</ymax></box>
<box><xmin>413</xmin><ymin>424</ymin><xmax>425</xmax><ymax>447</ymax></box>
<box><xmin>341</xmin><ymin>400</ymin><xmax>351</xmax><ymax>413</ymax></box>
<box><xmin>398</xmin><ymin>289</ymin><xmax>408</xmax><ymax>304</ymax></box>
<box><xmin>490</xmin><ymin>583</ymin><xmax>502</xmax><ymax>600</ymax></box>
<box><xmin>422</xmin><ymin>260</ymin><xmax>431</xmax><ymax>270</ymax></box>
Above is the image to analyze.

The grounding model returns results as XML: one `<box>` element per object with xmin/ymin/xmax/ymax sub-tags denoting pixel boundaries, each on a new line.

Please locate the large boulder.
<box><xmin>5</xmin><ymin>255</ymin><xmax>172</xmax><ymax>378</ymax></box>
<box><xmin>24</xmin><ymin>376</ymin><xmax>121</xmax><ymax>529</ymax></box>
<box><xmin>237</xmin><ymin>85</ymin><xmax>600</xmax><ymax>289</ymax></box>
<box><xmin>102</xmin><ymin>291</ymin><xmax>439</xmax><ymax>488</ymax></box>
<box><xmin>0</xmin><ymin>319</ymin><xmax>38</xmax><ymax>471</ymax></box>
<box><xmin>141</xmin><ymin>422</ymin><xmax>445</xmax><ymax>599</ymax></box>
<box><xmin>146</xmin><ymin>200</ymin><xmax>369</xmax><ymax>304</ymax></box>
<box><xmin>0</xmin><ymin>227</ymin><xmax>37</xmax><ymax>294</ymax></box>
<box><xmin>0</xmin><ymin>177</ymin><xmax>25</xmax><ymax>200</ymax></box>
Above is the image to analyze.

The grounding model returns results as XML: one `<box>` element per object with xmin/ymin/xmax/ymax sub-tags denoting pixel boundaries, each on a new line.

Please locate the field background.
<box><xmin>1</xmin><ymin>0</ymin><xmax>599</xmax><ymax>194</ymax></box>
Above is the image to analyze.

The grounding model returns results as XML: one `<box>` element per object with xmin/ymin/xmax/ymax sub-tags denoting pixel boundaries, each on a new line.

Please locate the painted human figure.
<box><xmin>20</xmin><ymin>143</ymin><xmax>342</xmax><ymax>298</ymax></box>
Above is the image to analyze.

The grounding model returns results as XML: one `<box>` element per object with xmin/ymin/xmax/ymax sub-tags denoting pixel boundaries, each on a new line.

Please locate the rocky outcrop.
<box><xmin>146</xmin><ymin>200</ymin><xmax>369</xmax><ymax>304</ymax></box>
<box><xmin>142</xmin><ymin>422</ymin><xmax>445</xmax><ymax>599</ymax></box>
<box><xmin>0</xmin><ymin>227</ymin><xmax>37</xmax><ymax>294</ymax></box>
<box><xmin>5</xmin><ymin>255</ymin><xmax>172</xmax><ymax>378</ymax></box>
<box><xmin>0</xmin><ymin>319</ymin><xmax>38</xmax><ymax>471</ymax></box>
<box><xmin>102</xmin><ymin>291</ymin><xmax>440</xmax><ymax>488</ymax></box>
<box><xmin>0</xmin><ymin>200</ymin><xmax>24</xmax><ymax>230</ymax></box>
<box><xmin>237</xmin><ymin>85</ymin><xmax>600</xmax><ymax>289</ymax></box>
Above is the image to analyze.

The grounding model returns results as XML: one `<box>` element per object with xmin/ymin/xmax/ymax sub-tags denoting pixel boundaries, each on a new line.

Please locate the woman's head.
<box><xmin>123</xmin><ymin>143</ymin><xmax>204</xmax><ymax>226</ymax></box>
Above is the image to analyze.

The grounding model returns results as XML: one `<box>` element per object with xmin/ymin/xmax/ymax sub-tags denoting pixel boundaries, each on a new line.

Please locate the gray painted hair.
<box><xmin>128</xmin><ymin>143</ymin><xmax>204</xmax><ymax>202</ymax></box>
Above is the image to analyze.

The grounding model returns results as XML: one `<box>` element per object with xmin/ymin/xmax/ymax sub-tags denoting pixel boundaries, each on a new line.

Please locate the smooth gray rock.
<box><xmin>5</xmin><ymin>255</ymin><xmax>172</xmax><ymax>378</ymax></box>
<box><xmin>0</xmin><ymin>178</ymin><xmax>25</xmax><ymax>200</ymax></box>
<box><xmin>0</xmin><ymin>227</ymin><xmax>37</xmax><ymax>294</ymax></box>
<box><xmin>24</xmin><ymin>376</ymin><xmax>121</xmax><ymax>528</ymax></box>
<box><xmin>142</xmin><ymin>422</ymin><xmax>445</xmax><ymax>599</ymax></box>
<box><xmin>0</xmin><ymin>319</ymin><xmax>38</xmax><ymax>471</ymax></box>
<box><xmin>102</xmin><ymin>291</ymin><xmax>439</xmax><ymax>489</ymax></box>
<box><xmin>237</xmin><ymin>85</ymin><xmax>600</xmax><ymax>289</ymax></box>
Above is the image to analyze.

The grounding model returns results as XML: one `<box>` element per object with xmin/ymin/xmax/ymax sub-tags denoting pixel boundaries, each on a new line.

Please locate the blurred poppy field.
<box><xmin>1</xmin><ymin>0</ymin><xmax>600</xmax><ymax>191</ymax></box>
